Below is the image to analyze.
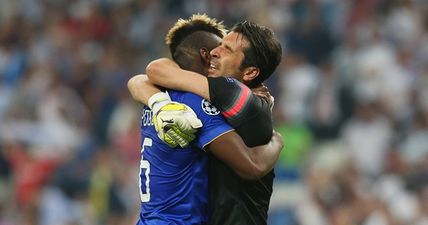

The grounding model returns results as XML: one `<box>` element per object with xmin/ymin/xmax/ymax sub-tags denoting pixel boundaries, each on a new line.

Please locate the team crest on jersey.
<box><xmin>201</xmin><ymin>99</ymin><xmax>220</xmax><ymax>115</ymax></box>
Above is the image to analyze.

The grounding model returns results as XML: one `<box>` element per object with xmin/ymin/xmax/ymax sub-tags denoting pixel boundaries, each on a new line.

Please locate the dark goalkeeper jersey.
<box><xmin>207</xmin><ymin>77</ymin><xmax>275</xmax><ymax>225</ymax></box>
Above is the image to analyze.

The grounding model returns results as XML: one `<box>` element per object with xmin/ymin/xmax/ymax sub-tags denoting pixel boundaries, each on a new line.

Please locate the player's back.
<box><xmin>137</xmin><ymin>90</ymin><xmax>233</xmax><ymax>225</ymax></box>
<box><xmin>138</xmin><ymin>119</ymin><xmax>208</xmax><ymax>224</ymax></box>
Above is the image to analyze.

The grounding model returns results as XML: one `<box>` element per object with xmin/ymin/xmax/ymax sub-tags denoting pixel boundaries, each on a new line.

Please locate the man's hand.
<box><xmin>271</xmin><ymin>130</ymin><xmax>284</xmax><ymax>150</ymax></box>
<box><xmin>251</xmin><ymin>83</ymin><xmax>274</xmax><ymax>109</ymax></box>
<box><xmin>153</xmin><ymin>102</ymin><xmax>202</xmax><ymax>148</ymax></box>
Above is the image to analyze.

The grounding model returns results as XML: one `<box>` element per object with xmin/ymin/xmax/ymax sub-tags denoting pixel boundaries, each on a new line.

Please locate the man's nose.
<box><xmin>210</xmin><ymin>47</ymin><xmax>219</xmax><ymax>58</ymax></box>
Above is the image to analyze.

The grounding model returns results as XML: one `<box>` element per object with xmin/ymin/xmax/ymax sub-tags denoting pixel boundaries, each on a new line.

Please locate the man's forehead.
<box><xmin>223</xmin><ymin>32</ymin><xmax>249</xmax><ymax>49</ymax></box>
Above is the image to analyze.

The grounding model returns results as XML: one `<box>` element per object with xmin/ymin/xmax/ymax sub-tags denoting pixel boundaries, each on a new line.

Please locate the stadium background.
<box><xmin>0</xmin><ymin>0</ymin><xmax>427</xmax><ymax>224</ymax></box>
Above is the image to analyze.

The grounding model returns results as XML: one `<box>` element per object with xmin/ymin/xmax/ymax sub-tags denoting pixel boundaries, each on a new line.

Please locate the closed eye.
<box><xmin>224</xmin><ymin>44</ymin><xmax>234</xmax><ymax>53</ymax></box>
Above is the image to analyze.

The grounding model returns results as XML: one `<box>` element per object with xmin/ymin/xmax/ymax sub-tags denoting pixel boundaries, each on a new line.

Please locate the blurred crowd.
<box><xmin>0</xmin><ymin>0</ymin><xmax>427</xmax><ymax>225</ymax></box>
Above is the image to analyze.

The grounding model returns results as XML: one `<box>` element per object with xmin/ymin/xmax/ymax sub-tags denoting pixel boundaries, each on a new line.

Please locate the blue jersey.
<box><xmin>137</xmin><ymin>90</ymin><xmax>233</xmax><ymax>225</ymax></box>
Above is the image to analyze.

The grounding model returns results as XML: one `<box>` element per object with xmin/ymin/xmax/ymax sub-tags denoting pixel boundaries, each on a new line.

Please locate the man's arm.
<box><xmin>128</xmin><ymin>74</ymin><xmax>204</xmax><ymax>147</ymax></box>
<box><xmin>127</xmin><ymin>74</ymin><xmax>160</xmax><ymax>105</ymax></box>
<box><xmin>146</xmin><ymin>58</ymin><xmax>210</xmax><ymax>100</ymax></box>
<box><xmin>206</xmin><ymin>131</ymin><xmax>283</xmax><ymax>180</ymax></box>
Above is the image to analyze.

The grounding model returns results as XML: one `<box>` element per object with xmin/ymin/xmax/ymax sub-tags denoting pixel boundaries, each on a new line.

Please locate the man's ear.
<box><xmin>242</xmin><ymin>66</ymin><xmax>260</xmax><ymax>82</ymax></box>
<box><xmin>199</xmin><ymin>47</ymin><xmax>211</xmax><ymax>65</ymax></box>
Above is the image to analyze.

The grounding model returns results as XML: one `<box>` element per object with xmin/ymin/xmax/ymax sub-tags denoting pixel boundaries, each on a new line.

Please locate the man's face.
<box><xmin>208</xmin><ymin>32</ymin><xmax>249</xmax><ymax>80</ymax></box>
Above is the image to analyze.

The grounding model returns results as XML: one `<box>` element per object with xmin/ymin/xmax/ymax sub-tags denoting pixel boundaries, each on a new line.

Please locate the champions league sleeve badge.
<box><xmin>201</xmin><ymin>99</ymin><xmax>220</xmax><ymax>115</ymax></box>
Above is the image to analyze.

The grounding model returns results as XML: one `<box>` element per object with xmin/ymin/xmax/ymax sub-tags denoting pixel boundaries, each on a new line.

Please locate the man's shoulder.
<box><xmin>168</xmin><ymin>90</ymin><xmax>202</xmax><ymax>102</ymax></box>
<box><xmin>167</xmin><ymin>90</ymin><xmax>222</xmax><ymax>119</ymax></box>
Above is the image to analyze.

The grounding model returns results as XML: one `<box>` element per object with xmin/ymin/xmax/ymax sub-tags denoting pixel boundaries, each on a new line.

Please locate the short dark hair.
<box><xmin>231</xmin><ymin>21</ymin><xmax>282</xmax><ymax>87</ymax></box>
<box><xmin>166</xmin><ymin>14</ymin><xmax>227</xmax><ymax>69</ymax></box>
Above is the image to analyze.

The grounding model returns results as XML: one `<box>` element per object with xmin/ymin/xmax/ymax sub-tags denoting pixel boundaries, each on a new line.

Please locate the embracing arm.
<box><xmin>146</xmin><ymin>58</ymin><xmax>210</xmax><ymax>100</ymax></box>
<box><xmin>207</xmin><ymin>131</ymin><xmax>283</xmax><ymax>180</ymax></box>
<box><xmin>127</xmin><ymin>74</ymin><xmax>162</xmax><ymax>105</ymax></box>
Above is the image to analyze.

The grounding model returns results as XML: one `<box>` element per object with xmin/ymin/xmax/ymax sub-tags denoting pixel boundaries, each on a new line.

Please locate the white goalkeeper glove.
<box><xmin>149</xmin><ymin>92</ymin><xmax>202</xmax><ymax>148</ymax></box>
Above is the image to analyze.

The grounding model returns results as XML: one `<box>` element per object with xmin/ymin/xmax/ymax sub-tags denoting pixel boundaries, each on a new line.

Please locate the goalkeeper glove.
<box><xmin>149</xmin><ymin>92</ymin><xmax>202</xmax><ymax>148</ymax></box>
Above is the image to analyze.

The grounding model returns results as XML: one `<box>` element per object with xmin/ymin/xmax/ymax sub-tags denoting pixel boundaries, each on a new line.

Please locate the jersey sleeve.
<box><xmin>208</xmin><ymin>77</ymin><xmax>251</xmax><ymax>122</ymax></box>
<box><xmin>207</xmin><ymin>77</ymin><xmax>273</xmax><ymax>147</ymax></box>
<box><xmin>178</xmin><ymin>92</ymin><xmax>234</xmax><ymax>150</ymax></box>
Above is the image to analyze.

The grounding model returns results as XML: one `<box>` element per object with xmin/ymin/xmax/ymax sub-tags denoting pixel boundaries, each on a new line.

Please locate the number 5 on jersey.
<box><xmin>139</xmin><ymin>137</ymin><xmax>152</xmax><ymax>202</ymax></box>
